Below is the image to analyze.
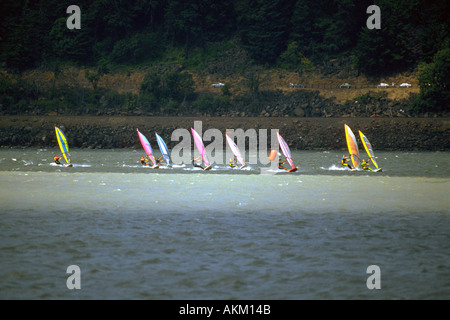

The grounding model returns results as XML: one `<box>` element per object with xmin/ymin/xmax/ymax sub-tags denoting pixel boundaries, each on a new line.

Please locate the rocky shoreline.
<box><xmin>0</xmin><ymin>115</ymin><xmax>448</xmax><ymax>151</ymax></box>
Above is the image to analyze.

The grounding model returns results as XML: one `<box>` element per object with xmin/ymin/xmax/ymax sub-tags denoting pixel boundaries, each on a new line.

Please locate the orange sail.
<box><xmin>344</xmin><ymin>124</ymin><xmax>360</xmax><ymax>169</ymax></box>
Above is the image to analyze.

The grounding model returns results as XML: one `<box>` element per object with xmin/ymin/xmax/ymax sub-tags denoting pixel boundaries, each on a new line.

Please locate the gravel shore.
<box><xmin>1</xmin><ymin>115</ymin><xmax>448</xmax><ymax>151</ymax></box>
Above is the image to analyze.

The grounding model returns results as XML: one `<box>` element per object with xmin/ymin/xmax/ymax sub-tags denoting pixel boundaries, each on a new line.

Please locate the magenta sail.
<box><xmin>137</xmin><ymin>129</ymin><xmax>156</xmax><ymax>165</ymax></box>
<box><xmin>191</xmin><ymin>128</ymin><xmax>210</xmax><ymax>167</ymax></box>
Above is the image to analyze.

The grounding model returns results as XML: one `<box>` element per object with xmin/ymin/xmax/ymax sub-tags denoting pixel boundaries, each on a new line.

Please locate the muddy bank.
<box><xmin>0</xmin><ymin>116</ymin><xmax>448</xmax><ymax>151</ymax></box>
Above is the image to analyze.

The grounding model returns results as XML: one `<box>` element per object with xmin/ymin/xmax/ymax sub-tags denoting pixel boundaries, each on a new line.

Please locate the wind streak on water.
<box><xmin>1</xmin><ymin>172</ymin><xmax>448</xmax><ymax>215</ymax></box>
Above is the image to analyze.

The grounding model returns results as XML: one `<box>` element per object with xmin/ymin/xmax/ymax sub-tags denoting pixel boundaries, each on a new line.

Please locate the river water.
<box><xmin>0</xmin><ymin>148</ymin><xmax>449</xmax><ymax>300</ymax></box>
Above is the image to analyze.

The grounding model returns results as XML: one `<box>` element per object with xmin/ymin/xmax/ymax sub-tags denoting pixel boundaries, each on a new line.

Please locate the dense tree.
<box><xmin>413</xmin><ymin>48</ymin><xmax>450</xmax><ymax>112</ymax></box>
<box><xmin>0</xmin><ymin>0</ymin><xmax>449</xmax><ymax>116</ymax></box>
<box><xmin>277</xmin><ymin>41</ymin><xmax>313</xmax><ymax>73</ymax></box>
<box><xmin>164</xmin><ymin>0</ymin><xmax>235</xmax><ymax>58</ymax></box>
<box><xmin>140</xmin><ymin>68</ymin><xmax>195</xmax><ymax>111</ymax></box>
<box><xmin>237</xmin><ymin>0</ymin><xmax>295</xmax><ymax>64</ymax></box>
<box><xmin>290</xmin><ymin>0</ymin><xmax>371</xmax><ymax>62</ymax></box>
<box><xmin>1</xmin><ymin>1</ymin><xmax>43</xmax><ymax>71</ymax></box>
<box><xmin>353</xmin><ymin>0</ymin><xmax>421</xmax><ymax>76</ymax></box>
<box><xmin>416</xmin><ymin>0</ymin><xmax>450</xmax><ymax>63</ymax></box>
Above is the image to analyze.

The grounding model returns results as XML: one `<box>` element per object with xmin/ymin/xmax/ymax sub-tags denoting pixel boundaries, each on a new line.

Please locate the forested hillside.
<box><xmin>1</xmin><ymin>0</ymin><xmax>449</xmax><ymax>116</ymax></box>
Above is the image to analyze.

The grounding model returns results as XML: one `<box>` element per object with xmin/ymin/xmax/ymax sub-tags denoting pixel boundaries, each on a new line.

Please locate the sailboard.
<box><xmin>191</xmin><ymin>128</ymin><xmax>212</xmax><ymax>171</ymax></box>
<box><xmin>225</xmin><ymin>133</ymin><xmax>246</xmax><ymax>168</ymax></box>
<box><xmin>155</xmin><ymin>133</ymin><xmax>172</xmax><ymax>167</ymax></box>
<box><xmin>55</xmin><ymin>126</ymin><xmax>72</xmax><ymax>167</ymax></box>
<box><xmin>276</xmin><ymin>132</ymin><xmax>297</xmax><ymax>172</ymax></box>
<box><xmin>359</xmin><ymin>130</ymin><xmax>382</xmax><ymax>172</ymax></box>
<box><xmin>137</xmin><ymin>129</ymin><xmax>159</xmax><ymax>168</ymax></box>
<box><xmin>344</xmin><ymin>124</ymin><xmax>360</xmax><ymax>170</ymax></box>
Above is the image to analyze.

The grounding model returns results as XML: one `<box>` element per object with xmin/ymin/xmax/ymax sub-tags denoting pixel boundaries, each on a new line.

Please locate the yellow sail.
<box><xmin>55</xmin><ymin>127</ymin><xmax>71</xmax><ymax>164</ymax></box>
<box><xmin>359</xmin><ymin>130</ymin><xmax>379</xmax><ymax>169</ymax></box>
<box><xmin>344</xmin><ymin>124</ymin><xmax>360</xmax><ymax>169</ymax></box>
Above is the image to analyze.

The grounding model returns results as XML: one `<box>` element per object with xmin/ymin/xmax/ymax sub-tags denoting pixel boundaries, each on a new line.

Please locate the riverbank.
<box><xmin>0</xmin><ymin>115</ymin><xmax>448</xmax><ymax>151</ymax></box>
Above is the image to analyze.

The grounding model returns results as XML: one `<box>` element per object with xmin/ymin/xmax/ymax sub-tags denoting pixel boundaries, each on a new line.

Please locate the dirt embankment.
<box><xmin>0</xmin><ymin>115</ymin><xmax>448</xmax><ymax>151</ymax></box>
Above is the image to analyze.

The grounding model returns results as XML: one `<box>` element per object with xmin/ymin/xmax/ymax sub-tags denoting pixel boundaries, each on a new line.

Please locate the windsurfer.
<box><xmin>341</xmin><ymin>155</ymin><xmax>353</xmax><ymax>170</ymax></box>
<box><xmin>155</xmin><ymin>156</ymin><xmax>165</xmax><ymax>166</ymax></box>
<box><xmin>192</xmin><ymin>156</ymin><xmax>204</xmax><ymax>169</ymax></box>
<box><xmin>229</xmin><ymin>156</ymin><xmax>238</xmax><ymax>168</ymax></box>
<box><xmin>140</xmin><ymin>156</ymin><xmax>147</xmax><ymax>165</ymax></box>
<box><xmin>278</xmin><ymin>156</ymin><xmax>287</xmax><ymax>170</ymax></box>
<box><xmin>361</xmin><ymin>159</ymin><xmax>373</xmax><ymax>171</ymax></box>
<box><xmin>54</xmin><ymin>155</ymin><xmax>62</xmax><ymax>165</ymax></box>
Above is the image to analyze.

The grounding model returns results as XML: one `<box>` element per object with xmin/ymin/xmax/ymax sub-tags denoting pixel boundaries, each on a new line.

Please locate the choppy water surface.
<box><xmin>0</xmin><ymin>148</ymin><xmax>449</xmax><ymax>299</ymax></box>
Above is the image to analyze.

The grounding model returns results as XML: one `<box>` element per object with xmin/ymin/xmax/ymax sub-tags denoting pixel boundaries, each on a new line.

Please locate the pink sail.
<box><xmin>137</xmin><ymin>129</ymin><xmax>156</xmax><ymax>165</ymax></box>
<box><xmin>191</xmin><ymin>128</ymin><xmax>210</xmax><ymax>167</ymax></box>
<box><xmin>225</xmin><ymin>133</ymin><xmax>245</xmax><ymax>167</ymax></box>
<box><xmin>277</xmin><ymin>132</ymin><xmax>296</xmax><ymax>170</ymax></box>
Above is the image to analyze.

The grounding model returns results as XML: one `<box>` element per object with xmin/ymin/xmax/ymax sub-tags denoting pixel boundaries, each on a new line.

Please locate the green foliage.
<box><xmin>1</xmin><ymin>0</ymin><xmax>43</xmax><ymax>71</ymax></box>
<box><xmin>221</xmin><ymin>83</ymin><xmax>231</xmax><ymax>96</ymax></box>
<box><xmin>0</xmin><ymin>73</ymin><xmax>41</xmax><ymax>114</ymax></box>
<box><xmin>416</xmin><ymin>0</ymin><xmax>450</xmax><ymax>63</ymax></box>
<box><xmin>278</xmin><ymin>41</ymin><xmax>314</xmax><ymax>71</ymax></box>
<box><xmin>110</xmin><ymin>32</ymin><xmax>163</xmax><ymax>64</ymax></box>
<box><xmin>238</xmin><ymin>0</ymin><xmax>295</xmax><ymax>64</ymax></box>
<box><xmin>1</xmin><ymin>0</ymin><xmax>448</xmax><ymax>76</ymax></box>
<box><xmin>192</xmin><ymin>93</ymin><xmax>232</xmax><ymax>114</ymax></box>
<box><xmin>412</xmin><ymin>48</ymin><xmax>450</xmax><ymax>113</ymax></box>
<box><xmin>290</xmin><ymin>0</ymin><xmax>369</xmax><ymax>62</ymax></box>
<box><xmin>49</xmin><ymin>18</ymin><xmax>92</xmax><ymax>62</ymax></box>
<box><xmin>165</xmin><ymin>0</ymin><xmax>236</xmax><ymax>56</ymax></box>
<box><xmin>352</xmin><ymin>91</ymin><xmax>387</xmax><ymax>104</ymax></box>
<box><xmin>1</xmin><ymin>0</ymin><xmax>449</xmax><ymax>116</ymax></box>
<box><xmin>84</xmin><ymin>70</ymin><xmax>101</xmax><ymax>90</ymax></box>
<box><xmin>354</xmin><ymin>0</ymin><xmax>420</xmax><ymax>76</ymax></box>
<box><xmin>84</xmin><ymin>60</ymin><xmax>110</xmax><ymax>90</ymax></box>
<box><xmin>192</xmin><ymin>94</ymin><xmax>215</xmax><ymax>113</ymax></box>
<box><xmin>140</xmin><ymin>69</ymin><xmax>195</xmax><ymax>111</ymax></box>
<box><xmin>186</xmin><ymin>42</ymin><xmax>234</xmax><ymax>70</ymax></box>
